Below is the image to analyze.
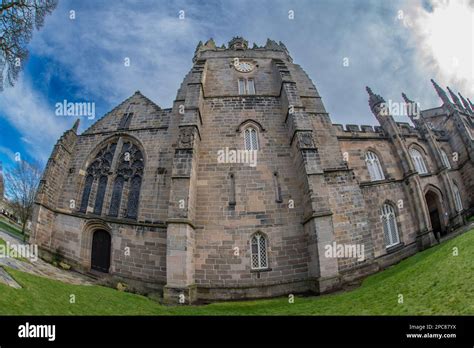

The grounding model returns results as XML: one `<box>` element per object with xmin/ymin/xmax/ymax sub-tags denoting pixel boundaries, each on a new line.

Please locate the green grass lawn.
<box><xmin>0</xmin><ymin>228</ymin><xmax>473</xmax><ymax>315</ymax></box>
<box><xmin>0</xmin><ymin>217</ymin><xmax>24</xmax><ymax>239</ymax></box>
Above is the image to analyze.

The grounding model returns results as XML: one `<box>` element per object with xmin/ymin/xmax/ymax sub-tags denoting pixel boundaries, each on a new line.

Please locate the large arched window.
<box><xmin>452</xmin><ymin>182</ymin><xmax>463</xmax><ymax>212</ymax></box>
<box><xmin>409</xmin><ymin>148</ymin><xmax>428</xmax><ymax>174</ymax></box>
<box><xmin>244</xmin><ymin>126</ymin><xmax>259</xmax><ymax>151</ymax></box>
<box><xmin>365</xmin><ymin>151</ymin><xmax>385</xmax><ymax>181</ymax></box>
<box><xmin>251</xmin><ymin>232</ymin><xmax>268</xmax><ymax>270</ymax></box>
<box><xmin>381</xmin><ymin>204</ymin><xmax>400</xmax><ymax>248</ymax></box>
<box><xmin>440</xmin><ymin>149</ymin><xmax>451</xmax><ymax>169</ymax></box>
<box><xmin>79</xmin><ymin>139</ymin><xmax>144</xmax><ymax>220</ymax></box>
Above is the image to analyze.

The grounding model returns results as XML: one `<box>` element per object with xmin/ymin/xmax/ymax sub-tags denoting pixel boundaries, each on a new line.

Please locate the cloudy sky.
<box><xmin>0</xmin><ymin>0</ymin><xmax>473</xmax><ymax>170</ymax></box>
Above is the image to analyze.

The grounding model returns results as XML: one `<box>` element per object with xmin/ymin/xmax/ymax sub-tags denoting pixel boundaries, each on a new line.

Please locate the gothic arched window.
<box><xmin>79</xmin><ymin>174</ymin><xmax>94</xmax><ymax>213</ymax></box>
<box><xmin>409</xmin><ymin>148</ymin><xmax>428</xmax><ymax>174</ymax></box>
<box><xmin>108</xmin><ymin>176</ymin><xmax>125</xmax><ymax>217</ymax></box>
<box><xmin>365</xmin><ymin>151</ymin><xmax>385</xmax><ymax>181</ymax></box>
<box><xmin>453</xmin><ymin>182</ymin><xmax>463</xmax><ymax>212</ymax></box>
<box><xmin>381</xmin><ymin>204</ymin><xmax>400</xmax><ymax>248</ymax></box>
<box><xmin>244</xmin><ymin>126</ymin><xmax>259</xmax><ymax>151</ymax></box>
<box><xmin>80</xmin><ymin>139</ymin><xmax>145</xmax><ymax>219</ymax></box>
<box><xmin>251</xmin><ymin>232</ymin><xmax>268</xmax><ymax>270</ymax></box>
<box><xmin>440</xmin><ymin>149</ymin><xmax>451</xmax><ymax>169</ymax></box>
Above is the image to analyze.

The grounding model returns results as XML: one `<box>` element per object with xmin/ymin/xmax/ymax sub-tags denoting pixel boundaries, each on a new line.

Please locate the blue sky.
<box><xmin>0</xmin><ymin>0</ymin><xmax>473</xmax><ymax>171</ymax></box>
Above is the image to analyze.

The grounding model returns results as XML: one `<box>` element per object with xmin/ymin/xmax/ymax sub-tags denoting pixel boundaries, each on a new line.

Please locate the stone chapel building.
<box><xmin>31</xmin><ymin>37</ymin><xmax>473</xmax><ymax>303</ymax></box>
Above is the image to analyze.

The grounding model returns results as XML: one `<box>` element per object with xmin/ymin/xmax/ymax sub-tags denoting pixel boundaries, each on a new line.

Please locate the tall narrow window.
<box><xmin>440</xmin><ymin>149</ymin><xmax>451</xmax><ymax>169</ymax></box>
<box><xmin>108</xmin><ymin>176</ymin><xmax>124</xmax><ymax>217</ymax></box>
<box><xmin>229</xmin><ymin>173</ymin><xmax>236</xmax><ymax>206</ymax></box>
<box><xmin>273</xmin><ymin>172</ymin><xmax>282</xmax><ymax>203</ymax></box>
<box><xmin>79</xmin><ymin>174</ymin><xmax>94</xmax><ymax>212</ymax></box>
<box><xmin>126</xmin><ymin>175</ymin><xmax>142</xmax><ymax>219</ymax></box>
<box><xmin>118</xmin><ymin>104</ymin><xmax>135</xmax><ymax>130</ymax></box>
<box><xmin>381</xmin><ymin>204</ymin><xmax>400</xmax><ymax>248</ymax></box>
<box><xmin>251</xmin><ymin>232</ymin><xmax>268</xmax><ymax>270</ymax></box>
<box><xmin>93</xmin><ymin>175</ymin><xmax>108</xmax><ymax>215</ymax></box>
<box><xmin>365</xmin><ymin>151</ymin><xmax>385</xmax><ymax>181</ymax></box>
<box><xmin>238</xmin><ymin>79</ymin><xmax>255</xmax><ymax>95</ymax></box>
<box><xmin>238</xmin><ymin>79</ymin><xmax>246</xmax><ymax>95</ymax></box>
<box><xmin>247</xmin><ymin>79</ymin><xmax>255</xmax><ymax>95</ymax></box>
<box><xmin>409</xmin><ymin>148</ymin><xmax>428</xmax><ymax>174</ymax></box>
<box><xmin>453</xmin><ymin>182</ymin><xmax>463</xmax><ymax>212</ymax></box>
<box><xmin>244</xmin><ymin>127</ymin><xmax>259</xmax><ymax>151</ymax></box>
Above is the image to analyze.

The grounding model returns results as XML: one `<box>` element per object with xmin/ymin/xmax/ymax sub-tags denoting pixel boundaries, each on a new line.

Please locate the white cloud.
<box><xmin>29</xmin><ymin>0</ymin><xmax>207</xmax><ymax>106</ymax></box>
<box><xmin>0</xmin><ymin>77</ymin><xmax>67</xmax><ymax>162</ymax></box>
<box><xmin>405</xmin><ymin>0</ymin><xmax>474</xmax><ymax>95</ymax></box>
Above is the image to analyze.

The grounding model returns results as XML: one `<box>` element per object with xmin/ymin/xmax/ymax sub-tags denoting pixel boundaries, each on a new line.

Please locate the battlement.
<box><xmin>333</xmin><ymin>121</ymin><xmax>421</xmax><ymax>139</ymax></box>
<box><xmin>333</xmin><ymin>123</ymin><xmax>384</xmax><ymax>137</ymax></box>
<box><xmin>193</xmin><ymin>37</ymin><xmax>291</xmax><ymax>62</ymax></box>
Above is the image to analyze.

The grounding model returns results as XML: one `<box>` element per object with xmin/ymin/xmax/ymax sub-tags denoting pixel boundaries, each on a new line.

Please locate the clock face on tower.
<box><xmin>234</xmin><ymin>61</ymin><xmax>254</xmax><ymax>73</ymax></box>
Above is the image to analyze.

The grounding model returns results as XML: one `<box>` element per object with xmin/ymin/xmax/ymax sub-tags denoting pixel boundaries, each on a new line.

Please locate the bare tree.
<box><xmin>4</xmin><ymin>160</ymin><xmax>42</xmax><ymax>240</ymax></box>
<box><xmin>0</xmin><ymin>0</ymin><xmax>58</xmax><ymax>91</ymax></box>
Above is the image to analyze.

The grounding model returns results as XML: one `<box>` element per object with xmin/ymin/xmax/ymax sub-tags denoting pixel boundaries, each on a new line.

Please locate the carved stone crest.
<box><xmin>297</xmin><ymin>132</ymin><xmax>315</xmax><ymax>149</ymax></box>
<box><xmin>178</xmin><ymin>127</ymin><xmax>195</xmax><ymax>149</ymax></box>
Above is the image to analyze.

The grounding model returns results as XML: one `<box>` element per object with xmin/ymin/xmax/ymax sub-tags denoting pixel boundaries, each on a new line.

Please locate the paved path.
<box><xmin>0</xmin><ymin>267</ymin><xmax>21</xmax><ymax>288</ymax></box>
<box><xmin>0</xmin><ymin>230</ymin><xmax>94</xmax><ymax>288</ymax></box>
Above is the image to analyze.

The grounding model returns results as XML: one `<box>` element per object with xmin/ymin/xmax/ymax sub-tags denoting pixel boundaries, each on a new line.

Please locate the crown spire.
<box><xmin>401</xmin><ymin>92</ymin><xmax>422</xmax><ymax>123</ymax></box>
<box><xmin>366</xmin><ymin>86</ymin><xmax>386</xmax><ymax>115</ymax></box>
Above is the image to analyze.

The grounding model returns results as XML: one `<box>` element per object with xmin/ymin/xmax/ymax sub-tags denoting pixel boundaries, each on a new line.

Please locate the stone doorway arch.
<box><xmin>81</xmin><ymin>219</ymin><xmax>112</xmax><ymax>272</ymax></box>
<box><xmin>424</xmin><ymin>187</ymin><xmax>446</xmax><ymax>239</ymax></box>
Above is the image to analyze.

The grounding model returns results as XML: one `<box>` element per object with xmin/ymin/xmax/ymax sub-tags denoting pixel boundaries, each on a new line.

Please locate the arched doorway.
<box><xmin>425</xmin><ymin>190</ymin><xmax>445</xmax><ymax>238</ymax></box>
<box><xmin>91</xmin><ymin>229</ymin><xmax>111</xmax><ymax>273</ymax></box>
